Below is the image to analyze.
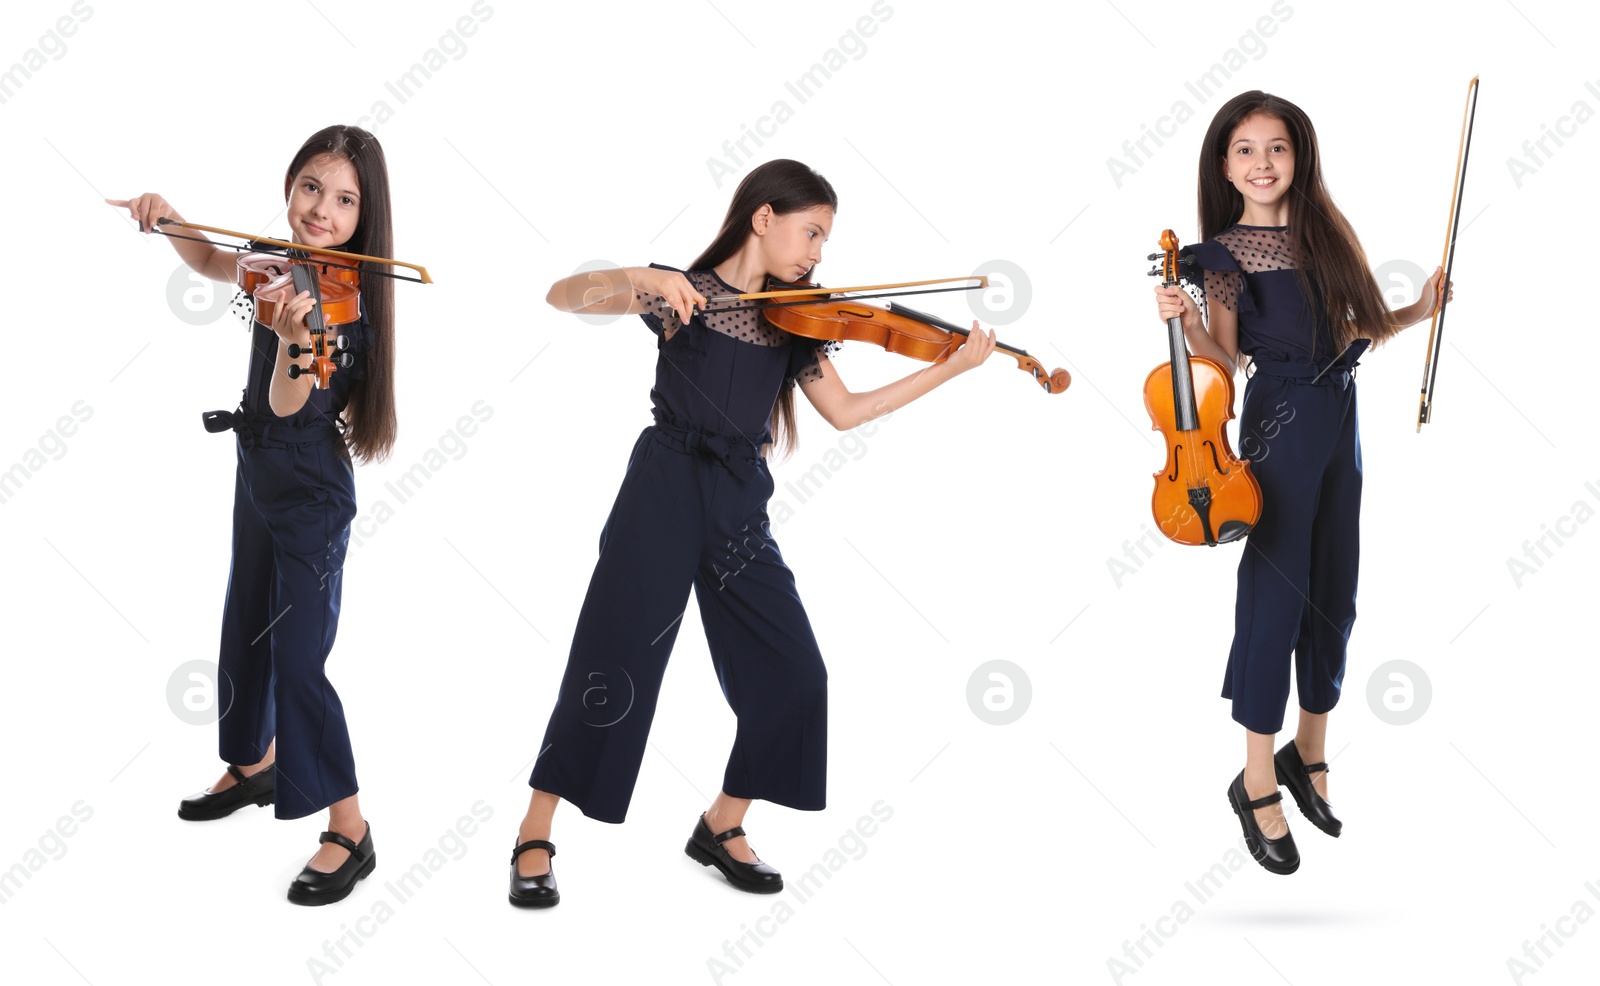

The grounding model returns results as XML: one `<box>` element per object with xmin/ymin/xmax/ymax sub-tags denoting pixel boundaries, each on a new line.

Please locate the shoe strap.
<box><xmin>1302</xmin><ymin>762</ymin><xmax>1329</xmax><ymax>774</ymax></box>
<box><xmin>511</xmin><ymin>839</ymin><xmax>556</xmax><ymax>862</ymax></box>
<box><xmin>1242</xmin><ymin>789</ymin><xmax>1283</xmax><ymax>811</ymax></box>
<box><xmin>319</xmin><ymin>825</ymin><xmax>368</xmax><ymax>860</ymax></box>
<box><xmin>712</xmin><ymin>825</ymin><xmax>746</xmax><ymax>845</ymax></box>
<box><xmin>226</xmin><ymin>764</ymin><xmax>249</xmax><ymax>784</ymax></box>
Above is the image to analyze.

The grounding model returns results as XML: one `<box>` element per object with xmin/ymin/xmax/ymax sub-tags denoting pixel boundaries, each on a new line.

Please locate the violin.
<box><xmin>1143</xmin><ymin>230</ymin><xmax>1260</xmax><ymax>546</ymax></box>
<box><xmin>703</xmin><ymin>277</ymin><xmax>1070</xmax><ymax>394</ymax></box>
<box><xmin>144</xmin><ymin>217</ymin><xmax>433</xmax><ymax>391</ymax></box>
<box><xmin>237</xmin><ymin>252</ymin><xmax>358</xmax><ymax>390</ymax></box>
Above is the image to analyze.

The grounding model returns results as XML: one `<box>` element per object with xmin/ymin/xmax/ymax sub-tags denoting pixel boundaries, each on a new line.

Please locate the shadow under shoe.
<box><xmin>508</xmin><ymin>840</ymin><xmax>560</xmax><ymax>908</ymax></box>
<box><xmin>684</xmin><ymin>814</ymin><xmax>783</xmax><ymax>894</ymax></box>
<box><xmin>177</xmin><ymin>764</ymin><xmax>275</xmax><ymax>821</ymax></box>
<box><xmin>1274</xmin><ymin>740</ymin><xmax>1342</xmax><ymax>837</ymax></box>
<box><xmin>287</xmin><ymin>821</ymin><xmax>376</xmax><ymax>906</ymax></box>
<box><xmin>1228</xmin><ymin>771</ymin><xmax>1300</xmax><ymax>875</ymax></box>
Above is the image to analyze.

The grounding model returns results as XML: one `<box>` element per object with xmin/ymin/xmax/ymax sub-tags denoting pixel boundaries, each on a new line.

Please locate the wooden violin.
<box><xmin>237</xmin><ymin>252</ymin><xmax>359</xmax><ymax>390</ymax></box>
<box><xmin>146</xmin><ymin>217</ymin><xmax>433</xmax><ymax>390</ymax></box>
<box><xmin>1143</xmin><ymin>230</ymin><xmax>1260</xmax><ymax>546</ymax></box>
<box><xmin>704</xmin><ymin>277</ymin><xmax>1070</xmax><ymax>394</ymax></box>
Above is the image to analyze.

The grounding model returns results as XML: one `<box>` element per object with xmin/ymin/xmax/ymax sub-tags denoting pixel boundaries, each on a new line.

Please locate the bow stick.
<box><xmin>150</xmin><ymin>217</ymin><xmax>433</xmax><ymax>284</ymax></box>
<box><xmin>1416</xmin><ymin>76</ymin><xmax>1478</xmax><ymax>432</ymax></box>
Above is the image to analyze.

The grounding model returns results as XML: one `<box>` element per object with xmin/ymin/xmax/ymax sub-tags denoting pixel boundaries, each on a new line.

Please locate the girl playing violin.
<box><xmin>108</xmin><ymin>124</ymin><xmax>397</xmax><ymax>904</ymax></box>
<box><xmin>509</xmin><ymin>158</ymin><xmax>996</xmax><ymax>907</ymax></box>
<box><xmin>1153</xmin><ymin>93</ymin><xmax>1451</xmax><ymax>875</ymax></box>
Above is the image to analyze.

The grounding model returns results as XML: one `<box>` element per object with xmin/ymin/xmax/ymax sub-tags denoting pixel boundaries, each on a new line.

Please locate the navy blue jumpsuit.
<box><xmin>203</xmin><ymin>292</ymin><xmax>367</xmax><ymax>819</ymax></box>
<box><xmin>529</xmin><ymin>264</ymin><xmax>834</xmax><ymax>824</ymax></box>
<box><xmin>1185</xmin><ymin>226</ymin><xmax>1370</xmax><ymax>735</ymax></box>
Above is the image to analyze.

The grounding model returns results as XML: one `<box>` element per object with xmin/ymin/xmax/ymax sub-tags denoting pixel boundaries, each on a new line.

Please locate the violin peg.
<box><xmin>287</xmin><ymin>364</ymin><xmax>303</xmax><ymax>380</ymax></box>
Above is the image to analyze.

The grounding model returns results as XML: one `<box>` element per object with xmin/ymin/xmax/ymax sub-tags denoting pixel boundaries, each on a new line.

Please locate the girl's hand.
<box><xmin>632</xmin><ymin>267</ymin><xmax>707</xmax><ymax>323</ymax></box>
<box><xmin>105</xmin><ymin>193</ymin><xmax>176</xmax><ymax>232</ymax></box>
<box><xmin>270</xmin><ymin>290</ymin><xmax>317</xmax><ymax>347</ymax></box>
<box><xmin>1154</xmin><ymin>284</ymin><xmax>1201</xmax><ymax>334</ymax></box>
<box><xmin>1416</xmin><ymin>265</ymin><xmax>1455</xmax><ymax>319</ymax></box>
<box><xmin>948</xmin><ymin>322</ymin><xmax>997</xmax><ymax>373</ymax></box>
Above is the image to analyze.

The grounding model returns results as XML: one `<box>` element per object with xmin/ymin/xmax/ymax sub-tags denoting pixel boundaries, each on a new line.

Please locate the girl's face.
<box><xmin>1223</xmin><ymin>113</ymin><xmax>1294</xmax><ymax>211</ymax></box>
<box><xmin>758</xmin><ymin>204</ymin><xmax>833</xmax><ymax>282</ymax></box>
<box><xmin>287</xmin><ymin>152</ymin><xmax>361</xmax><ymax>249</ymax></box>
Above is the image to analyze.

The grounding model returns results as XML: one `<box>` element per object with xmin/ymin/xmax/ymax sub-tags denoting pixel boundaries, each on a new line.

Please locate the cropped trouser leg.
<box><xmin>1222</xmin><ymin>375</ymin><xmax>1360</xmax><ymax>734</ymax></box>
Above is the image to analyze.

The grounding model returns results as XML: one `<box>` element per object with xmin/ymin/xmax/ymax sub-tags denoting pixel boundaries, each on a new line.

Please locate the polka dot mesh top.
<box><xmin>1183</xmin><ymin>225</ymin><xmax>1333</xmax><ymax>362</ymax></box>
<box><xmin>635</xmin><ymin>263</ymin><xmax>839</xmax><ymax>439</ymax></box>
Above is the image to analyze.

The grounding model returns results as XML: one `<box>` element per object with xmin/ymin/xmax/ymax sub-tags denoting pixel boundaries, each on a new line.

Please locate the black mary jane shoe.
<box><xmin>287</xmin><ymin>822</ymin><xmax>376</xmax><ymax>906</ymax></box>
<box><xmin>1275</xmin><ymin>740</ymin><xmax>1342</xmax><ymax>838</ymax></box>
<box><xmin>508</xmin><ymin>840</ymin><xmax>560</xmax><ymax>908</ymax></box>
<box><xmin>177</xmin><ymin>764</ymin><xmax>275</xmax><ymax>821</ymax></box>
<box><xmin>684</xmin><ymin>814</ymin><xmax>783</xmax><ymax>894</ymax></box>
<box><xmin>1227</xmin><ymin>771</ymin><xmax>1300</xmax><ymax>876</ymax></box>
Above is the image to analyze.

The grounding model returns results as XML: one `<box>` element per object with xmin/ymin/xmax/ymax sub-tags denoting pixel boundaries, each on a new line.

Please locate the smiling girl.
<box><xmin>1152</xmin><ymin>93</ymin><xmax>1451</xmax><ymax>875</ymax></box>
<box><xmin>507</xmin><ymin>158</ymin><xmax>996</xmax><ymax>907</ymax></box>
<box><xmin>109</xmin><ymin>124</ymin><xmax>397</xmax><ymax>905</ymax></box>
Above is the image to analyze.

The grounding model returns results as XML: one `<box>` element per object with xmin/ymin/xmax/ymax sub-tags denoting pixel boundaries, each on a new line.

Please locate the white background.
<box><xmin>1</xmin><ymin>1</ymin><xmax>1596</xmax><ymax>984</ymax></box>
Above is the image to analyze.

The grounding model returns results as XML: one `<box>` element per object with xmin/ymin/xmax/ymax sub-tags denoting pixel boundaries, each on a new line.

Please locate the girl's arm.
<box><xmin>106</xmin><ymin>194</ymin><xmax>236</xmax><ymax>283</ymax></box>
<box><xmin>1155</xmin><ymin>284</ymin><xmax>1241</xmax><ymax>371</ymax></box>
<box><xmin>797</xmin><ymin>324</ymin><xmax>997</xmax><ymax>430</ymax></box>
<box><xmin>545</xmin><ymin>266</ymin><xmax>707</xmax><ymax>327</ymax></box>
<box><xmin>1388</xmin><ymin>267</ymin><xmax>1453</xmax><ymax>330</ymax></box>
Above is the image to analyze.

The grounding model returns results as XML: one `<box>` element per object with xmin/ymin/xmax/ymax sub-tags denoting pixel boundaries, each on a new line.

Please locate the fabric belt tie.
<box><xmin>650</xmin><ymin>415</ymin><xmax>768</xmax><ymax>483</ymax></box>
<box><xmin>1250</xmin><ymin>339</ymin><xmax>1371</xmax><ymax>390</ymax></box>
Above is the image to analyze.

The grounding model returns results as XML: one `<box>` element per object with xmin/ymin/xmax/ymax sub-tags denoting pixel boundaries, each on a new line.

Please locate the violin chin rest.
<box><xmin>1215</xmin><ymin>521</ymin><xmax>1252</xmax><ymax>545</ymax></box>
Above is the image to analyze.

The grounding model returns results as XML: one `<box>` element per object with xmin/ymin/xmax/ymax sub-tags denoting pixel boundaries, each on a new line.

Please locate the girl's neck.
<box><xmin>713</xmin><ymin>251</ymin><xmax>772</xmax><ymax>294</ymax></box>
<box><xmin>1238</xmin><ymin>201</ymin><xmax>1290</xmax><ymax>228</ymax></box>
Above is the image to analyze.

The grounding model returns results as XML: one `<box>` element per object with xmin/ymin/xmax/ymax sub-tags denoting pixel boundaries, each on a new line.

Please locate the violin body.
<box><xmin>237</xmin><ymin>252</ymin><xmax>360</xmax><ymax>389</ymax></box>
<box><xmin>1144</xmin><ymin>231</ymin><xmax>1260</xmax><ymax>546</ymax></box>
<box><xmin>755</xmin><ymin>283</ymin><xmax>1070</xmax><ymax>394</ymax></box>
<box><xmin>1143</xmin><ymin>355</ymin><xmax>1260</xmax><ymax>545</ymax></box>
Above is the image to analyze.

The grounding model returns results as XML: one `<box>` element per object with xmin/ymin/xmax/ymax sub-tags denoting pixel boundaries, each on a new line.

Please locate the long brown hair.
<box><xmin>690</xmin><ymin>159</ymin><xmax>838</xmax><ymax>457</ymax></box>
<box><xmin>284</xmin><ymin>125</ymin><xmax>397</xmax><ymax>463</ymax></box>
<box><xmin>1198</xmin><ymin>92</ymin><xmax>1396</xmax><ymax>354</ymax></box>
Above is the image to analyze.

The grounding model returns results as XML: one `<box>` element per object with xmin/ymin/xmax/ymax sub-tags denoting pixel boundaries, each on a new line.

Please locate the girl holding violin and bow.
<box><xmin>1152</xmin><ymin>92</ymin><xmax>1452</xmax><ymax>875</ymax></box>
<box><xmin>109</xmin><ymin>124</ymin><xmax>398</xmax><ymax>905</ymax></box>
<box><xmin>509</xmin><ymin>158</ymin><xmax>1004</xmax><ymax>907</ymax></box>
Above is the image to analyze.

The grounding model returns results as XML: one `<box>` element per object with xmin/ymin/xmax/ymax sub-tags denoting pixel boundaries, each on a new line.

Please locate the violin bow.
<box><xmin>150</xmin><ymin>217</ymin><xmax>434</xmax><ymax>284</ymax></box>
<box><xmin>1416</xmin><ymin>75</ymin><xmax>1478</xmax><ymax>432</ymax></box>
<box><xmin>698</xmin><ymin>275</ymin><xmax>987</xmax><ymax>314</ymax></box>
